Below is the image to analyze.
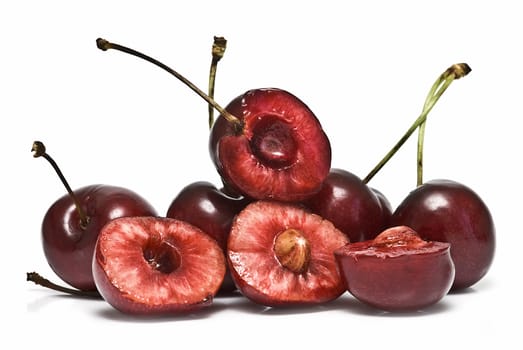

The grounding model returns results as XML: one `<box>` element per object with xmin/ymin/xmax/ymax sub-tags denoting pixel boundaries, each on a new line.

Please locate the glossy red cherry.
<box><xmin>33</xmin><ymin>141</ymin><xmax>156</xmax><ymax>291</ymax></box>
<box><xmin>93</xmin><ymin>216</ymin><xmax>226</xmax><ymax>315</ymax></box>
<box><xmin>334</xmin><ymin>226</ymin><xmax>455</xmax><ymax>311</ymax></box>
<box><xmin>390</xmin><ymin>179</ymin><xmax>495</xmax><ymax>290</ymax></box>
<box><xmin>209</xmin><ymin>88</ymin><xmax>332</xmax><ymax>202</ymax></box>
<box><xmin>304</xmin><ymin>168</ymin><xmax>391</xmax><ymax>242</ymax></box>
<box><xmin>166</xmin><ymin>181</ymin><xmax>251</xmax><ymax>293</ymax></box>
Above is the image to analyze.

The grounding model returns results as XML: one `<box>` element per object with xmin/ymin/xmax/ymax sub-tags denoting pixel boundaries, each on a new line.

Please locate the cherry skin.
<box><xmin>390</xmin><ymin>179</ymin><xmax>495</xmax><ymax>290</ymax></box>
<box><xmin>303</xmin><ymin>168</ymin><xmax>391</xmax><ymax>242</ymax></box>
<box><xmin>165</xmin><ymin>181</ymin><xmax>251</xmax><ymax>293</ymax></box>
<box><xmin>334</xmin><ymin>226</ymin><xmax>455</xmax><ymax>311</ymax></box>
<box><xmin>209</xmin><ymin>88</ymin><xmax>332</xmax><ymax>202</ymax></box>
<box><xmin>42</xmin><ymin>185</ymin><xmax>157</xmax><ymax>291</ymax></box>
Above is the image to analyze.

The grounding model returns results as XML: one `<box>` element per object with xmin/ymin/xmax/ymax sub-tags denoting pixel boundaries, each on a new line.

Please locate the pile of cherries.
<box><xmin>28</xmin><ymin>37</ymin><xmax>495</xmax><ymax>315</ymax></box>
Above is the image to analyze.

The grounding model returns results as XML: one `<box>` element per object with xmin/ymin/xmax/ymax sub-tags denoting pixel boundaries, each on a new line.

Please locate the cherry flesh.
<box><xmin>209</xmin><ymin>88</ymin><xmax>332</xmax><ymax>202</ymax></box>
<box><xmin>227</xmin><ymin>200</ymin><xmax>349</xmax><ymax>307</ymax></box>
<box><xmin>166</xmin><ymin>181</ymin><xmax>251</xmax><ymax>293</ymax></box>
<box><xmin>93</xmin><ymin>216</ymin><xmax>226</xmax><ymax>315</ymax></box>
<box><xmin>304</xmin><ymin>168</ymin><xmax>391</xmax><ymax>242</ymax></box>
<box><xmin>43</xmin><ymin>184</ymin><xmax>157</xmax><ymax>291</ymax></box>
<box><xmin>334</xmin><ymin>226</ymin><xmax>455</xmax><ymax>311</ymax></box>
<box><xmin>390</xmin><ymin>179</ymin><xmax>495</xmax><ymax>290</ymax></box>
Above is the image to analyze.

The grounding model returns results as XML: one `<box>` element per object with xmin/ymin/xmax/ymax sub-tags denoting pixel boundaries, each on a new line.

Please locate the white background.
<box><xmin>2</xmin><ymin>1</ymin><xmax>521</xmax><ymax>348</ymax></box>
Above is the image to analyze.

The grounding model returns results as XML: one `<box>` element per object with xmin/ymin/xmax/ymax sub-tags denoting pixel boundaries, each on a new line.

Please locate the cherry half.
<box><xmin>96</xmin><ymin>38</ymin><xmax>331</xmax><ymax>202</ymax></box>
<box><xmin>334</xmin><ymin>226</ymin><xmax>455</xmax><ymax>311</ymax></box>
<box><xmin>32</xmin><ymin>141</ymin><xmax>157</xmax><ymax>291</ymax></box>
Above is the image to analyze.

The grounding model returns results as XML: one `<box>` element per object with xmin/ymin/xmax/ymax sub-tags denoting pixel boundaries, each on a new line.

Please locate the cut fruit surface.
<box><xmin>93</xmin><ymin>216</ymin><xmax>226</xmax><ymax>315</ymax></box>
<box><xmin>209</xmin><ymin>88</ymin><xmax>331</xmax><ymax>202</ymax></box>
<box><xmin>227</xmin><ymin>200</ymin><xmax>349</xmax><ymax>307</ymax></box>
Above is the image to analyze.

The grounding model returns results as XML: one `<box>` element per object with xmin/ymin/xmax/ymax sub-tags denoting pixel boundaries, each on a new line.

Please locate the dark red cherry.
<box><xmin>33</xmin><ymin>141</ymin><xmax>156</xmax><ymax>291</ymax></box>
<box><xmin>209</xmin><ymin>88</ymin><xmax>332</xmax><ymax>202</ymax></box>
<box><xmin>43</xmin><ymin>185</ymin><xmax>157</xmax><ymax>291</ymax></box>
<box><xmin>334</xmin><ymin>226</ymin><xmax>455</xmax><ymax>311</ymax></box>
<box><xmin>166</xmin><ymin>181</ymin><xmax>251</xmax><ymax>293</ymax></box>
<box><xmin>304</xmin><ymin>168</ymin><xmax>391</xmax><ymax>242</ymax></box>
<box><xmin>390</xmin><ymin>179</ymin><xmax>495</xmax><ymax>290</ymax></box>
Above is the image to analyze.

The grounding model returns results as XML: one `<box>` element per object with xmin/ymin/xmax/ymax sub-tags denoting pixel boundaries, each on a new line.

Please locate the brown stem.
<box><xmin>96</xmin><ymin>38</ymin><xmax>242</xmax><ymax>130</ymax></box>
<box><xmin>208</xmin><ymin>36</ymin><xmax>227</xmax><ymax>129</ymax></box>
<box><xmin>32</xmin><ymin>141</ymin><xmax>89</xmax><ymax>229</ymax></box>
<box><xmin>27</xmin><ymin>272</ymin><xmax>101</xmax><ymax>298</ymax></box>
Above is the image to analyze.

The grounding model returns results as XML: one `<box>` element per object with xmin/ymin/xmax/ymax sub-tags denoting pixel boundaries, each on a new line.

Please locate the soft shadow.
<box><xmin>336</xmin><ymin>295</ymin><xmax>453</xmax><ymax>317</ymax></box>
<box><xmin>27</xmin><ymin>290</ymin><xmax>103</xmax><ymax>312</ymax></box>
<box><xmin>220</xmin><ymin>293</ymin><xmax>357</xmax><ymax>316</ymax></box>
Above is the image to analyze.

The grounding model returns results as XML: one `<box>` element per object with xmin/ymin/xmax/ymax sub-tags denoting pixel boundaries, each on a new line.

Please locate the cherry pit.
<box><xmin>27</xmin><ymin>36</ymin><xmax>495</xmax><ymax>315</ymax></box>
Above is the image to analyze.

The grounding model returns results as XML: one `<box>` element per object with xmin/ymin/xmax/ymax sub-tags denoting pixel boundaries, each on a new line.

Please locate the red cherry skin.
<box><xmin>334</xmin><ymin>226</ymin><xmax>455</xmax><ymax>311</ymax></box>
<box><xmin>42</xmin><ymin>185</ymin><xmax>157</xmax><ymax>291</ymax></box>
<box><xmin>304</xmin><ymin>168</ymin><xmax>390</xmax><ymax>242</ymax></box>
<box><xmin>390</xmin><ymin>179</ymin><xmax>495</xmax><ymax>290</ymax></box>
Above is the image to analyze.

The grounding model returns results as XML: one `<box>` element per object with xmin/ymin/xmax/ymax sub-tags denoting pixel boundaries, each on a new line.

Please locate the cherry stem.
<box><xmin>26</xmin><ymin>272</ymin><xmax>101</xmax><ymax>298</ymax></box>
<box><xmin>208</xmin><ymin>36</ymin><xmax>227</xmax><ymax>129</ymax></box>
<box><xmin>96</xmin><ymin>38</ymin><xmax>241</xmax><ymax>129</ymax></box>
<box><xmin>31</xmin><ymin>141</ymin><xmax>89</xmax><ymax>229</ymax></box>
<box><xmin>362</xmin><ymin>63</ymin><xmax>471</xmax><ymax>184</ymax></box>
<box><xmin>417</xmin><ymin>63</ymin><xmax>471</xmax><ymax>186</ymax></box>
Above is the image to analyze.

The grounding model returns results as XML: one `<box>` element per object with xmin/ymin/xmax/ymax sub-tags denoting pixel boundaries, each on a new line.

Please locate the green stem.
<box><xmin>96</xmin><ymin>38</ymin><xmax>241</xmax><ymax>129</ymax></box>
<box><xmin>32</xmin><ymin>141</ymin><xmax>89</xmax><ymax>229</ymax></box>
<box><xmin>208</xmin><ymin>36</ymin><xmax>227</xmax><ymax>129</ymax></box>
<box><xmin>362</xmin><ymin>63</ymin><xmax>471</xmax><ymax>184</ymax></box>
<box><xmin>27</xmin><ymin>272</ymin><xmax>101</xmax><ymax>298</ymax></box>
<box><xmin>416</xmin><ymin>63</ymin><xmax>471</xmax><ymax>186</ymax></box>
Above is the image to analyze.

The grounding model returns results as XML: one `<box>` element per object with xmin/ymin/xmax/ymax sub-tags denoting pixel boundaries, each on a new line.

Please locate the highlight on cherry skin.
<box><xmin>334</xmin><ymin>225</ymin><xmax>455</xmax><ymax>311</ymax></box>
<box><xmin>92</xmin><ymin>216</ymin><xmax>226</xmax><ymax>315</ymax></box>
<box><xmin>32</xmin><ymin>141</ymin><xmax>157</xmax><ymax>291</ymax></box>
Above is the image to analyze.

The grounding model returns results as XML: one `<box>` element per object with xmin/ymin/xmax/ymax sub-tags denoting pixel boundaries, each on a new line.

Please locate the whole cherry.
<box><xmin>96</xmin><ymin>38</ymin><xmax>332</xmax><ymax>202</ymax></box>
<box><xmin>304</xmin><ymin>168</ymin><xmax>391</xmax><ymax>242</ymax></box>
<box><xmin>32</xmin><ymin>141</ymin><xmax>157</xmax><ymax>291</ymax></box>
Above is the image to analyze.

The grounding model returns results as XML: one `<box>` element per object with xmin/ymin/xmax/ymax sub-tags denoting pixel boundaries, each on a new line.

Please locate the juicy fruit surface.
<box><xmin>228</xmin><ymin>201</ymin><xmax>349</xmax><ymax>307</ymax></box>
<box><xmin>209</xmin><ymin>88</ymin><xmax>331</xmax><ymax>202</ymax></box>
<box><xmin>93</xmin><ymin>216</ymin><xmax>226</xmax><ymax>314</ymax></box>
<box><xmin>334</xmin><ymin>226</ymin><xmax>455</xmax><ymax>311</ymax></box>
<box><xmin>42</xmin><ymin>185</ymin><xmax>157</xmax><ymax>291</ymax></box>
<box><xmin>391</xmin><ymin>179</ymin><xmax>495</xmax><ymax>290</ymax></box>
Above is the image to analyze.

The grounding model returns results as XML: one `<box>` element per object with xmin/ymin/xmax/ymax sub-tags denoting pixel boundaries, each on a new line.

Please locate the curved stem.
<box><xmin>208</xmin><ymin>36</ymin><xmax>227</xmax><ymax>129</ymax></box>
<box><xmin>32</xmin><ymin>141</ymin><xmax>89</xmax><ymax>229</ymax></box>
<box><xmin>362</xmin><ymin>63</ymin><xmax>471</xmax><ymax>184</ymax></box>
<box><xmin>27</xmin><ymin>272</ymin><xmax>101</xmax><ymax>298</ymax></box>
<box><xmin>416</xmin><ymin>64</ymin><xmax>470</xmax><ymax>186</ymax></box>
<box><xmin>96</xmin><ymin>38</ymin><xmax>241</xmax><ymax>129</ymax></box>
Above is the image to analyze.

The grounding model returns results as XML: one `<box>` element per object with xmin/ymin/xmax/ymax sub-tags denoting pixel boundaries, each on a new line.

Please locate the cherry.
<box><xmin>96</xmin><ymin>38</ymin><xmax>331</xmax><ymax>202</ymax></box>
<box><xmin>304</xmin><ymin>168</ymin><xmax>391</xmax><ymax>242</ymax></box>
<box><xmin>390</xmin><ymin>180</ymin><xmax>495</xmax><ymax>290</ymax></box>
<box><xmin>32</xmin><ymin>141</ymin><xmax>157</xmax><ymax>291</ymax></box>
<box><xmin>334</xmin><ymin>226</ymin><xmax>455</xmax><ymax>311</ymax></box>
<box><xmin>165</xmin><ymin>181</ymin><xmax>251</xmax><ymax>293</ymax></box>
<box><xmin>227</xmin><ymin>200</ymin><xmax>349</xmax><ymax>307</ymax></box>
<box><xmin>93</xmin><ymin>216</ymin><xmax>226</xmax><ymax>315</ymax></box>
